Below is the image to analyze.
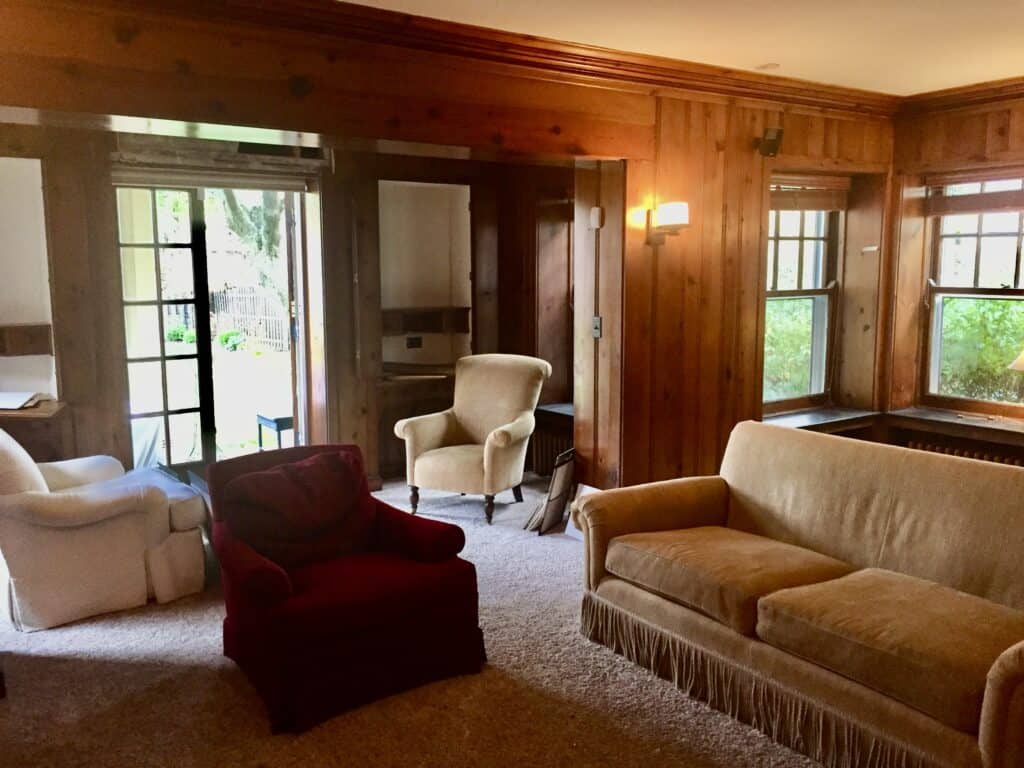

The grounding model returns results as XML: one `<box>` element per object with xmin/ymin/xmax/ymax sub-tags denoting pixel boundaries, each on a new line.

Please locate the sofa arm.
<box><xmin>37</xmin><ymin>455</ymin><xmax>125</xmax><ymax>491</ymax></box>
<box><xmin>0</xmin><ymin>483</ymin><xmax>166</xmax><ymax>528</ymax></box>
<box><xmin>212</xmin><ymin>522</ymin><xmax>292</xmax><ymax>607</ymax></box>
<box><xmin>572</xmin><ymin>475</ymin><xmax>729</xmax><ymax>591</ymax></box>
<box><xmin>372</xmin><ymin>499</ymin><xmax>466</xmax><ymax>562</ymax></box>
<box><xmin>980</xmin><ymin>639</ymin><xmax>1024</xmax><ymax>768</ymax></box>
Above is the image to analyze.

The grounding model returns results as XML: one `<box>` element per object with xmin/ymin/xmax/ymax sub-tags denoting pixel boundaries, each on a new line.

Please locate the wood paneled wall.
<box><xmin>897</xmin><ymin>98</ymin><xmax>1024</xmax><ymax>174</ymax></box>
<box><xmin>0</xmin><ymin>125</ymin><xmax>131</xmax><ymax>464</ymax></box>
<box><xmin>0</xmin><ymin>0</ymin><xmax>903</xmax><ymax>484</ymax></box>
<box><xmin>619</xmin><ymin>97</ymin><xmax>893</xmax><ymax>484</ymax></box>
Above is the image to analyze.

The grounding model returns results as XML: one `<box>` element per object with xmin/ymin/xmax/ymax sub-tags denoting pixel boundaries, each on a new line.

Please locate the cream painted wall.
<box><xmin>379</xmin><ymin>180</ymin><xmax>471</xmax><ymax>366</ymax></box>
<box><xmin>0</xmin><ymin>157</ymin><xmax>57</xmax><ymax>395</ymax></box>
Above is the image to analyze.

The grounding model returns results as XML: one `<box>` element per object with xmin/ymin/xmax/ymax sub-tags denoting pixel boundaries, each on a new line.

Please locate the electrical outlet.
<box><xmin>406</xmin><ymin>336</ymin><xmax>423</xmax><ymax>349</ymax></box>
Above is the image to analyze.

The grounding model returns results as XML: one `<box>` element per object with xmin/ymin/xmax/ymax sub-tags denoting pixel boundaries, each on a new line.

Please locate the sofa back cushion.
<box><xmin>0</xmin><ymin>427</ymin><xmax>47</xmax><ymax>496</ymax></box>
<box><xmin>452</xmin><ymin>354</ymin><xmax>551</xmax><ymax>444</ymax></box>
<box><xmin>720</xmin><ymin>421</ymin><xmax>1024</xmax><ymax>610</ymax></box>
<box><xmin>221</xmin><ymin>450</ymin><xmax>376</xmax><ymax>569</ymax></box>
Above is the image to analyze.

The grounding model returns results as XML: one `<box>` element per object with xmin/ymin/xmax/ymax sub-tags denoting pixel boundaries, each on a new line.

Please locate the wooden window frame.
<box><xmin>763</xmin><ymin>208</ymin><xmax>842</xmax><ymax>415</ymax></box>
<box><xmin>920</xmin><ymin>182</ymin><xmax>1024</xmax><ymax>418</ymax></box>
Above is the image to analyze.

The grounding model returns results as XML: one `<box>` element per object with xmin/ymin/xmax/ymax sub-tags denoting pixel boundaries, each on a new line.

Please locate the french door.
<box><xmin>116</xmin><ymin>187</ymin><xmax>215</xmax><ymax>468</ymax></box>
<box><xmin>116</xmin><ymin>184</ymin><xmax>305</xmax><ymax>470</ymax></box>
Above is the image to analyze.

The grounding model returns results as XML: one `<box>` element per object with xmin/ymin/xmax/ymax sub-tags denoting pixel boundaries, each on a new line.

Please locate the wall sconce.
<box><xmin>646</xmin><ymin>201</ymin><xmax>689</xmax><ymax>245</ymax></box>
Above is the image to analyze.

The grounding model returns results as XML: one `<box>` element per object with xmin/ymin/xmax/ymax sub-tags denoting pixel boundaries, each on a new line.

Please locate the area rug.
<box><xmin>0</xmin><ymin>479</ymin><xmax>816</xmax><ymax>768</ymax></box>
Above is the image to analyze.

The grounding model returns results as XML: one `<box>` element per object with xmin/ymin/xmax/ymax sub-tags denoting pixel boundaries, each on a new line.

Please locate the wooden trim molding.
<box><xmin>901</xmin><ymin>76</ymin><xmax>1024</xmax><ymax>115</ymax></box>
<box><xmin>37</xmin><ymin>0</ymin><xmax>901</xmax><ymax>118</ymax></box>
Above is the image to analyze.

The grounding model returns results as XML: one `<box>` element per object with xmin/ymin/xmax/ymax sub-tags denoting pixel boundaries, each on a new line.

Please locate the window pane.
<box><xmin>803</xmin><ymin>211</ymin><xmax>827</xmax><ymax>238</ymax></box>
<box><xmin>767</xmin><ymin>211</ymin><xmax>776</xmax><ymax>237</ymax></box>
<box><xmin>117</xmin><ymin>188</ymin><xmax>154</xmax><ymax>244</ymax></box>
<box><xmin>778</xmin><ymin>210</ymin><xmax>801</xmax><ymax>237</ymax></box>
<box><xmin>168</xmin><ymin>412</ymin><xmax>202</xmax><ymax>465</ymax></box>
<box><xmin>981</xmin><ymin>211</ymin><xmax>1020</xmax><ymax>234</ymax></box>
<box><xmin>128</xmin><ymin>361</ymin><xmax>164</xmax><ymax>414</ymax></box>
<box><xmin>124</xmin><ymin>305</ymin><xmax>161</xmax><ymax>359</ymax></box>
<box><xmin>163</xmin><ymin>304</ymin><xmax>198</xmax><ymax>355</ymax></box>
<box><xmin>941</xmin><ymin>214</ymin><xmax>979</xmax><ymax>235</ymax></box>
<box><xmin>802</xmin><ymin>240</ymin><xmax>825</xmax><ymax>289</ymax></box>
<box><xmin>764</xmin><ymin>298</ymin><xmax>814</xmax><ymax>401</ymax></box>
<box><xmin>156</xmin><ymin>190</ymin><xmax>191</xmax><ymax>244</ymax></box>
<box><xmin>131</xmin><ymin>416</ymin><xmax>166</xmax><ymax>468</ymax></box>
<box><xmin>775</xmin><ymin>241</ymin><xmax>799</xmax><ymax>290</ymax></box>
<box><xmin>160</xmin><ymin>248</ymin><xmax>195</xmax><ymax>299</ymax></box>
<box><xmin>978</xmin><ymin>237</ymin><xmax>1019</xmax><ymax>288</ymax></box>
<box><xmin>945</xmin><ymin>182</ymin><xmax>982</xmax><ymax>197</ymax></box>
<box><xmin>121</xmin><ymin>247</ymin><xmax>158</xmax><ymax>301</ymax></box>
<box><xmin>932</xmin><ymin>296</ymin><xmax>1024</xmax><ymax>404</ymax></box>
<box><xmin>939</xmin><ymin>237</ymin><xmax>977</xmax><ymax>286</ymax></box>
<box><xmin>166</xmin><ymin>358</ymin><xmax>199</xmax><ymax>410</ymax></box>
<box><xmin>983</xmin><ymin>179</ymin><xmax>1023</xmax><ymax>193</ymax></box>
<box><xmin>766</xmin><ymin>240</ymin><xmax>775</xmax><ymax>290</ymax></box>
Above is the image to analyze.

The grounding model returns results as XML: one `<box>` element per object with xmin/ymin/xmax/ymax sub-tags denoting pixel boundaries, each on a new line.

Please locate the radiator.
<box><xmin>906</xmin><ymin>440</ymin><xmax>1023</xmax><ymax>467</ymax></box>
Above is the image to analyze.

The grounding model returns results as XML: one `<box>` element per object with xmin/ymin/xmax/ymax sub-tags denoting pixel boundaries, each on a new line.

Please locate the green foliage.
<box><xmin>218</xmin><ymin>329</ymin><xmax>246</xmax><ymax>352</ymax></box>
<box><xmin>164</xmin><ymin>325</ymin><xmax>186</xmax><ymax>342</ymax></box>
<box><xmin>936</xmin><ymin>297</ymin><xmax>1024</xmax><ymax>403</ymax></box>
<box><xmin>183</xmin><ymin>329</ymin><xmax>197</xmax><ymax>344</ymax></box>
<box><xmin>763</xmin><ymin>298</ymin><xmax>813</xmax><ymax>401</ymax></box>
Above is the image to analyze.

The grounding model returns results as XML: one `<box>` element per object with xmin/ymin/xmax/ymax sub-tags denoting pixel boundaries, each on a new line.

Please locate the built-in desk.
<box><xmin>0</xmin><ymin>401</ymin><xmax>73</xmax><ymax>461</ymax></box>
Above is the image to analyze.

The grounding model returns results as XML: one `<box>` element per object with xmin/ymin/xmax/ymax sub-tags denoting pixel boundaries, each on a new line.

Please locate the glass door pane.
<box><xmin>116</xmin><ymin>186</ymin><xmax>207</xmax><ymax>469</ymax></box>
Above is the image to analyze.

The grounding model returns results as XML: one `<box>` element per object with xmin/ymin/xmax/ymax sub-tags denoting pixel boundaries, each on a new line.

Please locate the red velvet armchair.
<box><xmin>209</xmin><ymin>445</ymin><xmax>486</xmax><ymax>732</ymax></box>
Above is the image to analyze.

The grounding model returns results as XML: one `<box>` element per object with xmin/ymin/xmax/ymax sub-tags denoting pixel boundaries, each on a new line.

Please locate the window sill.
<box><xmin>887</xmin><ymin>406</ymin><xmax>1024</xmax><ymax>448</ymax></box>
<box><xmin>764</xmin><ymin>406</ymin><xmax>878</xmax><ymax>434</ymax></box>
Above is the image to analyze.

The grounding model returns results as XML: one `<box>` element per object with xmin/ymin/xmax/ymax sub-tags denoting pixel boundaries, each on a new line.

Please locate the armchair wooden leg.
<box><xmin>410</xmin><ymin>485</ymin><xmax>419</xmax><ymax>514</ymax></box>
<box><xmin>512</xmin><ymin>484</ymin><xmax>524</xmax><ymax>503</ymax></box>
<box><xmin>484</xmin><ymin>495</ymin><xmax>495</xmax><ymax>525</ymax></box>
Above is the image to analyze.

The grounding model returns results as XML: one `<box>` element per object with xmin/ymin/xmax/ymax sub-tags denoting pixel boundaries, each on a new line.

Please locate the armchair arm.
<box><xmin>572</xmin><ymin>475</ymin><xmax>729</xmax><ymax>591</ymax></box>
<box><xmin>487</xmin><ymin>412</ymin><xmax>535</xmax><ymax>448</ymax></box>
<box><xmin>980</xmin><ymin>639</ymin><xmax>1024</xmax><ymax>768</ymax></box>
<box><xmin>212</xmin><ymin>522</ymin><xmax>292</xmax><ymax>607</ymax></box>
<box><xmin>37</xmin><ymin>455</ymin><xmax>125</xmax><ymax>491</ymax></box>
<box><xmin>394</xmin><ymin>409</ymin><xmax>458</xmax><ymax>484</ymax></box>
<box><xmin>372</xmin><ymin>499</ymin><xmax>466</xmax><ymax>562</ymax></box>
<box><xmin>0</xmin><ymin>483</ymin><xmax>166</xmax><ymax>528</ymax></box>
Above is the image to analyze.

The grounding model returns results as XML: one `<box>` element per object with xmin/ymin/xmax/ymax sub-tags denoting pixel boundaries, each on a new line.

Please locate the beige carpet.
<box><xmin>0</xmin><ymin>479</ymin><xmax>816</xmax><ymax>768</ymax></box>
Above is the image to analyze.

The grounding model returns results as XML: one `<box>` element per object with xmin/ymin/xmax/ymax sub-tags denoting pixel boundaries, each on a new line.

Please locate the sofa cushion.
<box><xmin>605</xmin><ymin>526</ymin><xmax>854</xmax><ymax>635</ymax></box>
<box><xmin>222</xmin><ymin>451</ymin><xmax>376</xmax><ymax>569</ymax></box>
<box><xmin>757</xmin><ymin>568</ymin><xmax>1024</xmax><ymax>734</ymax></box>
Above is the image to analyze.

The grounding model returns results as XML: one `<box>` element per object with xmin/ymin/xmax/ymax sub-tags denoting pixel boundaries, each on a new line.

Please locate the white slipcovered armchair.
<box><xmin>0</xmin><ymin>428</ymin><xmax>207</xmax><ymax>631</ymax></box>
<box><xmin>394</xmin><ymin>354</ymin><xmax>551</xmax><ymax>523</ymax></box>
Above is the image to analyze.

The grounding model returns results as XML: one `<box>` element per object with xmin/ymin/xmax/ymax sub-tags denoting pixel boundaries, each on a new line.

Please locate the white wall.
<box><xmin>379</xmin><ymin>181</ymin><xmax>471</xmax><ymax>366</ymax></box>
<box><xmin>0</xmin><ymin>157</ymin><xmax>56</xmax><ymax>395</ymax></box>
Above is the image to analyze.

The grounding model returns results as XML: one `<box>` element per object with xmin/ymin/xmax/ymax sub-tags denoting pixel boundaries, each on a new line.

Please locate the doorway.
<box><xmin>115</xmin><ymin>184</ymin><xmax>303</xmax><ymax>470</ymax></box>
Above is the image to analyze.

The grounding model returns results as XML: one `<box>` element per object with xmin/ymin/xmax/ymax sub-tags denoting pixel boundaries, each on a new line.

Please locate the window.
<box><xmin>925</xmin><ymin>177</ymin><xmax>1024</xmax><ymax>411</ymax></box>
<box><xmin>763</xmin><ymin>177</ymin><xmax>844</xmax><ymax>411</ymax></box>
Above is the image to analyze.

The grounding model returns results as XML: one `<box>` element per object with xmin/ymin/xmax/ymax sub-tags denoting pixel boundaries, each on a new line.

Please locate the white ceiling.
<box><xmin>346</xmin><ymin>0</ymin><xmax>1024</xmax><ymax>95</ymax></box>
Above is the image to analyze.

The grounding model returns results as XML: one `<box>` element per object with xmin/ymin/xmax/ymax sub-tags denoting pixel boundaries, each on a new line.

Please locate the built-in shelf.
<box><xmin>381</xmin><ymin>307</ymin><xmax>470</xmax><ymax>336</ymax></box>
<box><xmin>0</xmin><ymin>323</ymin><xmax>53</xmax><ymax>356</ymax></box>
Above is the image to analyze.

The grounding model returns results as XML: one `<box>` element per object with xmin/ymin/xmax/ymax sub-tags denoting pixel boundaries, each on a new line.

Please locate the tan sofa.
<box><xmin>573</xmin><ymin>421</ymin><xmax>1024</xmax><ymax>768</ymax></box>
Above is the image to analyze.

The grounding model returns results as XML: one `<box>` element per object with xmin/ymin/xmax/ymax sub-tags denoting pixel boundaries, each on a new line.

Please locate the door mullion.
<box><xmin>191</xmin><ymin>189</ymin><xmax>217</xmax><ymax>463</ymax></box>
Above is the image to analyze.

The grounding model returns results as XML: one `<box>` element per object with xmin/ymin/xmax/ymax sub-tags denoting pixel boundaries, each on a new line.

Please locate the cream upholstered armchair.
<box><xmin>394</xmin><ymin>354</ymin><xmax>551</xmax><ymax>523</ymax></box>
<box><xmin>0</xmin><ymin>428</ymin><xmax>207</xmax><ymax>631</ymax></box>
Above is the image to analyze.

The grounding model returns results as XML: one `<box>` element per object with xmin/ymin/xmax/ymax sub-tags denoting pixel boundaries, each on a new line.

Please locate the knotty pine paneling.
<box><xmin>896</xmin><ymin>100</ymin><xmax>1024</xmax><ymax>174</ymax></box>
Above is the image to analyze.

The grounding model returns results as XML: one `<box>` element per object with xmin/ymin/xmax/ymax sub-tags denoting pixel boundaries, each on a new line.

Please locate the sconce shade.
<box><xmin>653</xmin><ymin>202</ymin><xmax>690</xmax><ymax>230</ymax></box>
<box><xmin>1009</xmin><ymin>348</ymin><xmax>1024</xmax><ymax>371</ymax></box>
